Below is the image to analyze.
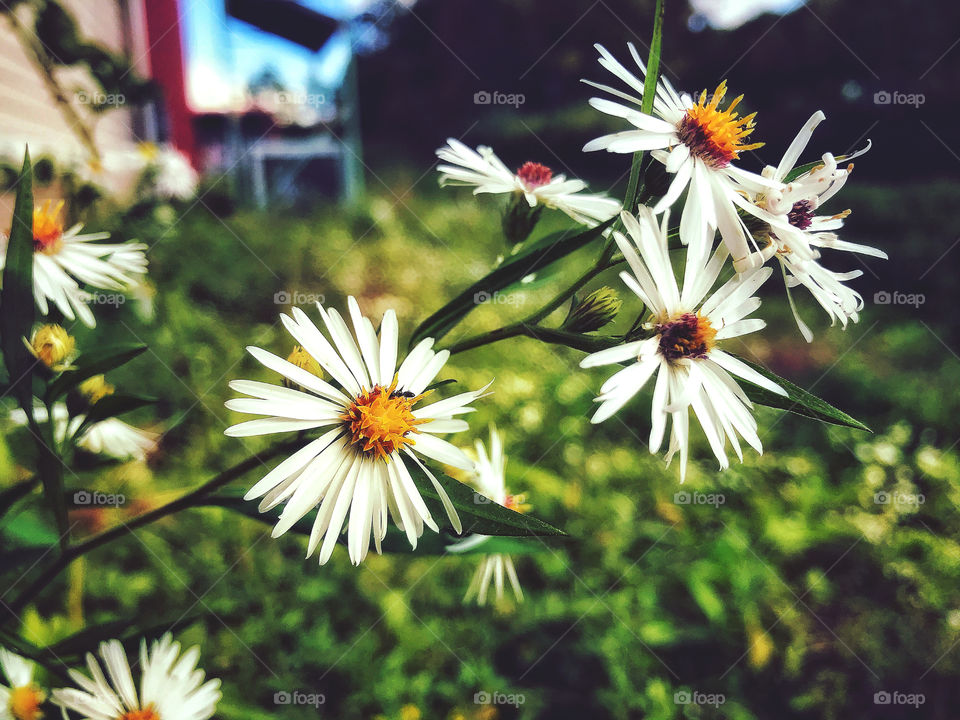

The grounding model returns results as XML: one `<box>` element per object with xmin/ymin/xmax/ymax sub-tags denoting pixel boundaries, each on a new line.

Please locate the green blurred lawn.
<box><xmin>5</xmin><ymin>181</ymin><xmax>960</xmax><ymax>720</ymax></box>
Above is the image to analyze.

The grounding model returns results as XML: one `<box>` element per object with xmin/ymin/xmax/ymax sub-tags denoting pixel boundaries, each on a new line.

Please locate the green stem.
<box><xmin>6</xmin><ymin>438</ymin><xmax>299</xmax><ymax>616</ymax></box>
<box><xmin>621</xmin><ymin>0</ymin><xmax>666</xmax><ymax>213</ymax></box>
<box><xmin>446</xmin><ymin>255</ymin><xmax>622</xmax><ymax>355</ymax></box>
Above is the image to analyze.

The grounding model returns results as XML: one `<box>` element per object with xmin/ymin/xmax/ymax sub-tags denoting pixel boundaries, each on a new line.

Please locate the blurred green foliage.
<box><xmin>3</xmin><ymin>182</ymin><xmax>959</xmax><ymax>719</ymax></box>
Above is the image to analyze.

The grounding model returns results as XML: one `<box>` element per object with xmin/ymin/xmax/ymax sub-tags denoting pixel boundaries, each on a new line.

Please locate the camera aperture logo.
<box><xmin>873</xmin><ymin>90</ymin><xmax>925</xmax><ymax>108</ymax></box>
<box><xmin>873</xmin><ymin>290</ymin><xmax>924</xmax><ymax>308</ymax></box>
<box><xmin>273</xmin><ymin>690</ymin><xmax>325</xmax><ymax>708</ymax></box>
<box><xmin>473</xmin><ymin>90</ymin><xmax>525</xmax><ymax>108</ymax></box>
<box><xmin>73</xmin><ymin>490</ymin><xmax>126</xmax><ymax>508</ymax></box>
<box><xmin>474</xmin><ymin>690</ymin><xmax>525</xmax><ymax>707</ymax></box>
<box><xmin>674</xmin><ymin>689</ymin><xmax>725</xmax><ymax>708</ymax></box>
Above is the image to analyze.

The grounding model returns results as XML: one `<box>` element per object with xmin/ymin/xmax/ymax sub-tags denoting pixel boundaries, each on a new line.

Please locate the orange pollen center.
<box><xmin>341</xmin><ymin>377</ymin><xmax>430</xmax><ymax>461</ymax></box>
<box><xmin>677</xmin><ymin>81</ymin><xmax>763</xmax><ymax>168</ymax></box>
<box><xmin>656</xmin><ymin>312</ymin><xmax>717</xmax><ymax>361</ymax></box>
<box><xmin>32</xmin><ymin>200</ymin><xmax>65</xmax><ymax>254</ymax></box>
<box><xmin>120</xmin><ymin>705</ymin><xmax>159</xmax><ymax>720</ymax></box>
<box><xmin>9</xmin><ymin>685</ymin><xmax>44</xmax><ymax>720</ymax></box>
<box><xmin>516</xmin><ymin>161</ymin><xmax>553</xmax><ymax>189</ymax></box>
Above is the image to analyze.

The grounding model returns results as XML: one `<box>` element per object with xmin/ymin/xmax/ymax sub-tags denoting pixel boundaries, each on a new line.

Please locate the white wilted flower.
<box><xmin>750</xmin><ymin>111</ymin><xmax>887</xmax><ymax>340</ymax></box>
<box><xmin>580</xmin><ymin>209</ymin><xmax>786</xmax><ymax>481</ymax></box>
<box><xmin>9</xmin><ymin>400</ymin><xmax>158</xmax><ymax>462</ymax></box>
<box><xmin>225</xmin><ymin>297</ymin><xmax>492</xmax><ymax>566</ymax></box>
<box><xmin>583</xmin><ymin>43</ymin><xmax>781</xmax><ymax>273</ymax></box>
<box><xmin>52</xmin><ymin>634</ymin><xmax>220</xmax><ymax>720</ymax></box>
<box><xmin>0</xmin><ymin>200</ymin><xmax>148</xmax><ymax>327</ymax></box>
<box><xmin>436</xmin><ymin>138</ymin><xmax>621</xmax><ymax>227</ymax></box>
<box><xmin>447</xmin><ymin>426</ymin><xmax>527</xmax><ymax>605</ymax></box>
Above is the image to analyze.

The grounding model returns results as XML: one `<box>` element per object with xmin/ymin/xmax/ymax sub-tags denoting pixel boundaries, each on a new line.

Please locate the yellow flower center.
<box><xmin>120</xmin><ymin>705</ymin><xmax>159</xmax><ymax>720</ymax></box>
<box><xmin>9</xmin><ymin>685</ymin><xmax>44</xmax><ymax>720</ymax></box>
<box><xmin>677</xmin><ymin>81</ymin><xmax>763</xmax><ymax>168</ymax></box>
<box><xmin>32</xmin><ymin>200</ymin><xmax>65</xmax><ymax>254</ymax></box>
<box><xmin>341</xmin><ymin>377</ymin><xmax>430</xmax><ymax>461</ymax></box>
<box><xmin>30</xmin><ymin>324</ymin><xmax>74</xmax><ymax>368</ymax></box>
<box><xmin>656</xmin><ymin>312</ymin><xmax>717</xmax><ymax>361</ymax></box>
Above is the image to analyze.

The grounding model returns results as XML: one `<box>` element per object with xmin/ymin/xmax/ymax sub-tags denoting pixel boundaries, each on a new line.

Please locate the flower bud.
<box><xmin>30</xmin><ymin>324</ymin><xmax>75</xmax><ymax>369</ymax></box>
<box><xmin>501</xmin><ymin>192</ymin><xmax>543</xmax><ymax>245</ymax></box>
<box><xmin>284</xmin><ymin>345</ymin><xmax>322</xmax><ymax>390</ymax></box>
<box><xmin>562</xmin><ymin>287</ymin><xmax>621</xmax><ymax>333</ymax></box>
<box><xmin>78</xmin><ymin>374</ymin><xmax>115</xmax><ymax>405</ymax></box>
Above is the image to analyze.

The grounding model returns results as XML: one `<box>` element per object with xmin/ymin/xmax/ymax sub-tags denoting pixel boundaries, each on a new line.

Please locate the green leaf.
<box><xmin>1</xmin><ymin>148</ymin><xmax>35</xmax><ymax>412</ymax></box>
<box><xmin>70</xmin><ymin>393</ymin><xmax>156</xmax><ymax>439</ymax></box>
<box><xmin>40</xmin><ymin>613</ymin><xmax>202</xmax><ymax>662</ymax></box>
<box><xmin>445</xmin><ymin>534</ymin><xmax>549</xmax><ymax>556</ymax></box>
<box><xmin>409</xmin><ymin>218</ymin><xmax>614</xmax><ymax>347</ymax></box>
<box><xmin>406</xmin><ymin>457</ymin><xmax>565</xmax><ymax>537</ymax></box>
<box><xmin>202</xmin><ymin>491</ymin><xmax>558</xmax><ymax>554</ymax></box>
<box><xmin>0</xmin><ymin>476</ymin><xmax>40</xmax><ymax>521</ymax></box>
<box><xmin>738</xmin><ymin>357</ymin><xmax>870</xmax><ymax>431</ymax></box>
<box><xmin>45</xmin><ymin>343</ymin><xmax>148</xmax><ymax>402</ymax></box>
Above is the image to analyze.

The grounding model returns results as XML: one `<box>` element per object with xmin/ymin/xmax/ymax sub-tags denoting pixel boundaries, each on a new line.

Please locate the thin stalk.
<box><xmin>621</xmin><ymin>0</ymin><xmax>666</xmax><ymax>213</ymax></box>
<box><xmin>7</xmin><ymin>439</ymin><xmax>298</xmax><ymax>616</ymax></box>
<box><xmin>446</xmin><ymin>256</ymin><xmax>622</xmax><ymax>355</ymax></box>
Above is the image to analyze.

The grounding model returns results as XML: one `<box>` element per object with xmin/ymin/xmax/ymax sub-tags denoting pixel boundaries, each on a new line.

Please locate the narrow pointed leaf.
<box><xmin>737</xmin><ymin>357</ymin><xmax>870</xmax><ymax>431</ymax></box>
<box><xmin>45</xmin><ymin>343</ymin><xmax>148</xmax><ymax>402</ymax></box>
<box><xmin>409</xmin><ymin>218</ymin><xmax>614</xmax><ymax>346</ymax></box>
<box><xmin>1</xmin><ymin>148</ymin><xmax>35</xmax><ymax>412</ymax></box>
<box><xmin>405</xmin><ymin>456</ymin><xmax>565</xmax><ymax>537</ymax></box>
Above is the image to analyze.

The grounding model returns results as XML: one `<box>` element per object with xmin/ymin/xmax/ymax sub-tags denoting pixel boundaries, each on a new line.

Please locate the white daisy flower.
<box><xmin>9</xmin><ymin>402</ymin><xmax>157</xmax><ymax>462</ymax></box>
<box><xmin>436</xmin><ymin>138</ymin><xmax>621</xmax><ymax>226</ymax></box>
<box><xmin>0</xmin><ymin>200</ymin><xmax>148</xmax><ymax>327</ymax></box>
<box><xmin>52</xmin><ymin>634</ymin><xmax>220</xmax><ymax>720</ymax></box>
<box><xmin>750</xmin><ymin>111</ymin><xmax>887</xmax><ymax>340</ymax></box>
<box><xmin>447</xmin><ymin>426</ymin><xmax>526</xmax><ymax>606</ymax></box>
<box><xmin>582</xmin><ymin>43</ymin><xmax>781</xmax><ymax>273</ymax></box>
<box><xmin>225</xmin><ymin>297</ymin><xmax>492</xmax><ymax>566</ymax></box>
<box><xmin>580</xmin><ymin>209</ymin><xmax>786</xmax><ymax>481</ymax></box>
<box><xmin>0</xmin><ymin>647</ymin><xmax>45</xmax><ymax>720</ymax></box>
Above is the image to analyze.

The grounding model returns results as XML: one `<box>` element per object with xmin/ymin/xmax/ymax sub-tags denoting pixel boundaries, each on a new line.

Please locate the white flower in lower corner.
<box><xmin>0</xmin><ymin>200</ymin><xmax>148</xmax><ymax>327</ymax></box>
<box><xmin>225</xmin><ymin>297</ymin><xmax>492</xmax><ymax>566</ymax></box>
<box><xmin>582</xmin><ymin>43</ymin><xmax>782</xmax><ymax>272</ymax></box>
<box><xmin>0</xmin><ymin>647</ymin><xmax>45</xmax><ymax>720</ymax></box>
<box><xmin>447</xmin><ymin>427</ymin><xmax>526</xmax><ymax>606</ymax></box>
<box><xmin>436</xmin><ymin>138</ymin><xmax>621</xmax><ymax>226</ymax></box>
<box><xmin>750</xmin><ymin>111</ymin><xmax>887</xmax><ymax>341</ymax></box>
<box><xmin>52</xmin><ymin>634</ymin><xmax>220</xmax><ymax>720</ymax></box>
<box><xmin>580</xmin><ymin>209</ymin><xmax>786</xmax><ymax>481</ymax></box>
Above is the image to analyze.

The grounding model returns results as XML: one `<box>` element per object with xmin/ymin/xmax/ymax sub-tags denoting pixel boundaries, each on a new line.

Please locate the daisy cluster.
<box><xmin>224</xmin><ymin>42</ymin><xmax>884</xmax><ymax>582</ymax></box>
